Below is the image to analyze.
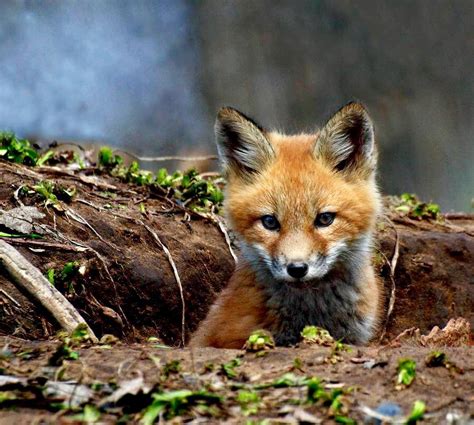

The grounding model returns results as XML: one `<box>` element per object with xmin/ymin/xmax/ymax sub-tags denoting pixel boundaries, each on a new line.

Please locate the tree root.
<box><xmin>141</xmin><ymin>221</ymin><xmax>186</xmax><ymax>347</ymax></box>
<box><xmin>378</xmin><ymin>218</ymin><xmax>400</xmax><ymax>343</ymax></box>
<box><xmin>0</xmin><ymin>239</ymin><xmax>98</xmax><ymax>342</ymax></box>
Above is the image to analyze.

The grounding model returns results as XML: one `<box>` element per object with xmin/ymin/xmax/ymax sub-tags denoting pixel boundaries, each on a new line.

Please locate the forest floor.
<box><xmin>0</xmin><ymin>335</ymin><xmax>473</xmax><ymax>424</ymax></box>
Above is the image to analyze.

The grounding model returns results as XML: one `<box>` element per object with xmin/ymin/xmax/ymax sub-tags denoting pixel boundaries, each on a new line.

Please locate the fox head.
<box><xmin>215</xmin><ymin>102</ymin><xmax>381</xmax><ymax>283</ymax></box>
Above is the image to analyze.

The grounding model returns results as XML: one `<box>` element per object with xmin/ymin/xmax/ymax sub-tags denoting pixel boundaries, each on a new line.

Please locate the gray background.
<box><xmin>1</xmin><ymin>0</ymin><xmax>473</xmax><ymax>211</ymax></box>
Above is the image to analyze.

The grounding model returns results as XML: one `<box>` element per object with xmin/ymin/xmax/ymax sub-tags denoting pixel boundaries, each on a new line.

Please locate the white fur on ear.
<box><xmin>315</xmin><ymin>102</ymin><xmax>376</xmax><ymax>178</ymax></box>
<box><xmin>215</xmin><ymin>107</ymin><xmax>274</xmax><ymax>178</ymax></box>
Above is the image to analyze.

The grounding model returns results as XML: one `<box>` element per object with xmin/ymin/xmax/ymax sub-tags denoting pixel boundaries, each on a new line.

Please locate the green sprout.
<box><xmin>406</xmin><ymin>400</ymin><xmax>426</xmax><ymax>424</ymax></box>
<box><xmin>221</xmin><ymin>357</ymin><xmax>242</xmax><ymax>379</ymax></box>
<box><xmin>36</xmin><ymin>150</ymin><xmax>55</xmax><ymax>166</ymax></box>
<box><xmin>141</xmin><ymin>389</ymin><xmax>221</xmax><ymax>423</ymax></box>
<box><xmin>48</xmin><ymin>343</ymin><xmax>79</xmax><ymax>366</ymax></box>
<box><xmin>292</xmin><ymin>357</ymin><xmax>304</xmax><ymax>371</ymax></box>
<box><xmin>425</xmin><ymin>351</ymin><xmax>462</xmax><ymax>373</ymax></box>
<box><xmin>106</xmin><ymin>159</ymin><xmax>224</xmax><ymax>213</ymax></box>
<box><xmin>60</xmin><ymin>261</ymin><xmax>80</xmax><ymax>282</ymax></box>
<box><xmin>46</xmin><ymin>268</ymin><xmax>55</xmax><ymax>285</ymax></box>
<box><xmin>98</xmin><ymin>146</ymin><xmax>123</xmax><ymax>168</ymax></box>
<box><xmin>70</xmin><ymin>323</ymin><xmax>93</xmax><ymax>343</ymax></box>
<box><xmin>306</xmin><ymin>377</ymin><xmax>327</xmax><ymax>403</ymax></box>
<box><xmin>301</xmin><ymin>326</ymin><xmax>334</xmax><ymax>346</ymax></box>
<box><xmin>395</xmin><ymin>193</ymin><xmax>441</xmax><ymax>220</ymax></box>
<box><xmin>46</xmin><ymin>261</ymin><xmax>81</xmax><ymax>295</ymax></box>
<box><xmin>32</xmin><ymin>180</ymin><xmax>58</xmax><ymax>206</ymax></box>
<box><xmin>162</xmin><ymin>360</ymin><xmax>181</xmax><ymax>378</ymax></box>
<box><xmin>255</xmin><ymin>373</ymin><xmax>307</xmax><ymax>390</ymax></box>
<box><xmin>124</xmin><ymin>161</ymin><xmax>154</xmax><ymax>186</ymax></box>
<box><xmin>0</xmin><ymin>131</ymin><xmax>39</xmax><ymax>165</ymax></box>
<box><xmin>397</xmin><ymin>358</ymin><xmax>416</xmax><ymax>387</ymax></box>
<box><xmin>244</xmin><ymin>330</ymin><xmax>275</xmax><ymax>352</ymax></box>
<box><xmin>425</xmin><ymin>351</ymin><xmax>447</xmax><ymax>367</ymax></box>
<box><xmin>236</xmin><ymin>390</ymin><xmax>261</xmax><ymax>416</ymax></box>
<box><xmin>155</xmin><ymin>168</ymin><xmax>224</xmax><ymax>212</ymax></box>
<box><xmin>68</xmin><ymin>405</ymin><xmax>101</xmax><ymax>423</ymax></box>
<box><xmin>30</xmin><ymin>180</ymin><xmax>76</xmax><ymax>206</ymax></box>
<box><xmin>306</xmin><ymin>378</ymin><xmax>352</xmax><ymax>418</ymax></box>
<box><xmin>49</xmin><ymin>324</ymin><xmax>93</xmax><ymax>366</ymax></box>
<box><xmin>0</xmin><ymin>391</ymin><xmax>18</xmax><ymax>404</ymax></box>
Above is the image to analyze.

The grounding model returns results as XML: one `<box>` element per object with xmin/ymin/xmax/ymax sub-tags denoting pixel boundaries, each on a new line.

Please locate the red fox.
<box><xmin>190</xmin><ymin>102</ymin><xmax>383</xmax><ymax>348</ymax></box>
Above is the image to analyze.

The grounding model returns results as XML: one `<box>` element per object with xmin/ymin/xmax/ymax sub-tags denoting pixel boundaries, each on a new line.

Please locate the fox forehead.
<box><xmin>226</xmin><ymin>131</ymin><xmax>378</xmax><ymax>235</ymax></box>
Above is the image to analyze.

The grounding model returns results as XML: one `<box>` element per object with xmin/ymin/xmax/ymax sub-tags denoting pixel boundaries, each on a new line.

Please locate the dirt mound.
<box><xmin>0</xmin><ymin>161</ymin><xmax>234</xmax><ymax>346</ymax></box>
<box><xmin>0</xmin><ymin>159</ymin><xmax>473</xmax><ymax>346</ymax></box>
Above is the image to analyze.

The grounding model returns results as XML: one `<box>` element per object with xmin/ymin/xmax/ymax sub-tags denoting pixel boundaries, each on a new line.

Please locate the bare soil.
<box><xmin>0</xmin><ymin>336</ymin><xmax>473</xmax><ymax>424</ymax></box>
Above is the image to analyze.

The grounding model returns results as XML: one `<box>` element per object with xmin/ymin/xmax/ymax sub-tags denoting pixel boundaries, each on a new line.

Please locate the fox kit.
<box><xmin>190</xmin><ymin>102</ymin><xmax>383</xmax><ymax>348</ymax></box>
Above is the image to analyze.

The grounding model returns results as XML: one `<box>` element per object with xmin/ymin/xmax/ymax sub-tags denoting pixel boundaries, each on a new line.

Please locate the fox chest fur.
<box><xmin>255</xmin><ymin>257</ymin><xmax>378</xmax><ymax>345</ymax></box>
<box><xmin>190</xmin><ymin>102</ymin><xmax>383</xmax><ymax>348</ymax></box>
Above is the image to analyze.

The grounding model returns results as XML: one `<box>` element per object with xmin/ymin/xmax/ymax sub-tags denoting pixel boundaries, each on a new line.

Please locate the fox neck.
<box><xmin>239</xmin><ymin>233</ymin><xmax>375</xmax><ymax>345</ymax></box>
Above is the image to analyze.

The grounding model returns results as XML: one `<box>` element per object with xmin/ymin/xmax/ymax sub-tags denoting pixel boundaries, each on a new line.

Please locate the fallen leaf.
<box><xmin>0</xmin><ymin>206</ymin><xmax>45</xmax><ymax>234</ymax></box>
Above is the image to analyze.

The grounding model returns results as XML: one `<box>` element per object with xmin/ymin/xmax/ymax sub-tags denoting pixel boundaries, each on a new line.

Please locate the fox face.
<box><xmin>216</xmin><ymin>103</ymin><xmax>381</xmax><ymax>285</ymax></box>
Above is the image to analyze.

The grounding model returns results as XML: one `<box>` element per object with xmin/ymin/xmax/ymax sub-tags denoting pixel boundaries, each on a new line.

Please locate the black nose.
<box><xmin>286</xmin><ymin>263</ymin><xmax>309</xmax><ymax>279</ymax></box>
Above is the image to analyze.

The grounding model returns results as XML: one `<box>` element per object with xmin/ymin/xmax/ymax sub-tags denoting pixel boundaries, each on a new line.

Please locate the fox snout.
<box><xmin>268</xmin><ymin>235</ymin><xmax>348</xmax><ymax>282</ymax></box>
<box><xmin>286</xmin><ymin>262</ymin><xmax>309</xmax><ymax>279</ymax></box>
<box><xmin>272</xmin><ymin>253</ymin><xmax>328</xmax><ymax>282</ymax></box>
<box><xmin>270</xmin><ymin>232</ymin><xmax>328</xmax><ymax>281</ymax></box>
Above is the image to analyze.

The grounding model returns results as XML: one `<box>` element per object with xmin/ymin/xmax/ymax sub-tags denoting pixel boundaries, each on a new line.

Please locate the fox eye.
<box><xmin>315</xmin><ymin>212</ymin><xmax>336</xmax><ymax>227</ymax></box>
<box><xmin>261</xmin><ymin>215</ymin><xmax>280</xmax><ymax>231</ymax></box>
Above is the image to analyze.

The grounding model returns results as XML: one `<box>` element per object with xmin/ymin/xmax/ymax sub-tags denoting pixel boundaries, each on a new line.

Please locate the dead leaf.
<box><xmin>0</xmin><ymin>206</ymin><xmax>45</xmax><ymax>234</ymax></box>
<box><xmin>390</xmin><ymin>318</ymin><xmax>471</xmax><ymax>347</ymax></box>
<box><xmin>43</xmin><ymin>381</ymin><xmax>94</xmax><ymax>407</ymax></box>
<box><xmin>100</xmin><ymin>376</ymin><xmax>151</xmax><ymax>405</ymax></box>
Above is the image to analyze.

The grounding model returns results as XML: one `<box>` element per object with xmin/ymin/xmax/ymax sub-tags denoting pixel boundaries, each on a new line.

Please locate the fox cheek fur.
<box><xmin>190</xmin><ymin>102</ymin><xmax>383</xmax><ymax>348</ymax></box>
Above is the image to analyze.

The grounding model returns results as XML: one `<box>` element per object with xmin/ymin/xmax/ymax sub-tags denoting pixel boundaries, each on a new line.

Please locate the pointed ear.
<box><xmin>314</xmin><ymin>102</ymin><xmax>376</xmax><ymax>178</ymax></box>
<box><xmin>215</xmin><ymin>107</ymin><xmax>274</xmax><ymax>179</ymax></box>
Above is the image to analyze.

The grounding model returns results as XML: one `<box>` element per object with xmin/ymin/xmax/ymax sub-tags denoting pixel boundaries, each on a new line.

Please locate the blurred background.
<box><xmin>0</xmin><ymin>0</ymin><xmax>472</xmax><ymax>211</ymax></box>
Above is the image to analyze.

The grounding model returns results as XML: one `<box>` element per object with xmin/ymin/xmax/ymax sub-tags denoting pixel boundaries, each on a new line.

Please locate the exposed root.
<box><xmin>0</xmin><ymin>288</ymin><xmax>21</xmax><ymax>308</ymax></box>
<box><xmin>141</xmin><ymin>221</ymin><xmax>186</xmax><ymax>347</ymax></box>
<box><xmin>0</xmin><ymin>239</ymin><xmax>98</xmax><ymax>342</ymax></box>
<box><xmin>13</xmin><ymin>185</ymin><xmax>25</xmax><ymax>207</ymax></box>
<box><xmin>444</xmin><ymin>212</ymin><xmax>474</xmax><ymax>220</ymax></box>
<box><xmin>0</xmin><ymin>238</ymin><xmax>87</xmax><ymax>252</ymax></box>
<box><xmin>210</xmin><ymin>213</ymin><xmax>237</xmax><ymax>264</ymax></box>
<box><xmin>131</xmin><ymin>154</ymin><xmax>218</xmax><ymax>162</ymax></box>
<box><xmin>37</xmin><ymin>166</ymin><xmax>121</xmax><ymax>191</ymax></box>
<box><xmin>65</xmin><ymin>208</ymin><xmax>114</xmax><ymax>249</ymax></box>
<box><xmin>379</xmin><ymin>218</ymin><xmax>400</xmax><ymax>343</ymax></box>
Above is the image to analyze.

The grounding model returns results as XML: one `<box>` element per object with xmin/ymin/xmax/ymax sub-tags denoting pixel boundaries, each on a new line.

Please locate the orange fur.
<box><xmin>189</xmin><ymin>266</ymin><xmax>269</xmax><ymax>348</ymax></box>
<box><xmin>190</xmin><ymin>103</ymin><xmax>383</xmax><ymax>348</ymax></box>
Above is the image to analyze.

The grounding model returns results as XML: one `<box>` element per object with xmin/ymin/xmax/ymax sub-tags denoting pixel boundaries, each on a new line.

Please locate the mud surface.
<box><xmin>0</xmin><ymin>336</ymin><xmax>472</xmax><ymax>424</ymax></box>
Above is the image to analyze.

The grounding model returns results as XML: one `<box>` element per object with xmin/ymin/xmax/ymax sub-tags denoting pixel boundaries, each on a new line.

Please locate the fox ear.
<box><xmin>215</xmin><ymin>107</ymin><xmax>274</xmax><ymax>179</ymax></box>
<box><xmin>315</xmin><ymin>102</ymin><xmax>376</xmax><ymax>178</ymax></box>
